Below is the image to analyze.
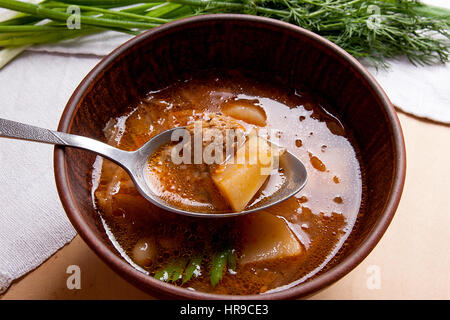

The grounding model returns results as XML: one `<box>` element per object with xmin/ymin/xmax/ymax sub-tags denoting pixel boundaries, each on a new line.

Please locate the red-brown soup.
<box><xmin>91</xmin><ymin>70</ymin><xmax>363</xmax><ymax>295</ymax></box>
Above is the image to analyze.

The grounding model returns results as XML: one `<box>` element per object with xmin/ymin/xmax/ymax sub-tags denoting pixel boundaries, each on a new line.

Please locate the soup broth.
<box><xmin>92</xmin><ymin>70</ymin><xmax>364</xmax><ymax>295</ymax></box>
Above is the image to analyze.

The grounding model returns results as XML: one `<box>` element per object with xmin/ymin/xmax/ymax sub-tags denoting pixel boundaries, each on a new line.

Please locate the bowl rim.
<box><xmin>54</xmin><ymin>13</ymin><xmax>406</xmax><ymax>300</ymax></box>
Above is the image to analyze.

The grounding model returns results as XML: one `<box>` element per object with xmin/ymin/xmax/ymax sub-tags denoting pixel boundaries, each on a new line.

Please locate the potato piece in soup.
<box><xmin>239</xmin><ymin>211</ymin><xmax>303</xmax><ymax>265</ymax></box>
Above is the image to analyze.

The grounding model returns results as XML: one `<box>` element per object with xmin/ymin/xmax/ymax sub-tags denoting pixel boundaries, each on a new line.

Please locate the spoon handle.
<box><xmin>0</xmin><ymin>118</ymin><xmax>133</xmax><ymax>168</ymax></box>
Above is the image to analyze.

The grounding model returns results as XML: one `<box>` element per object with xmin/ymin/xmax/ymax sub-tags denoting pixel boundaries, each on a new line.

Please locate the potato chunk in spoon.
<box><xmin>211</xmin><ymin>134</ymin><xmax>285</xmax><ymax>212</ymax></box>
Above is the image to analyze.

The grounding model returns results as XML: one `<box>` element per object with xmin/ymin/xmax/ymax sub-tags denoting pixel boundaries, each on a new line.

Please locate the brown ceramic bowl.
<box><xmin>54</xmin><ymin>14</ymin><xmax>406</xmax><ymax>299</ymax></box>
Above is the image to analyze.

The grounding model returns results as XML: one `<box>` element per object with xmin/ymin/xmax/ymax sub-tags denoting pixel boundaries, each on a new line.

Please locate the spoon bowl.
<box><xmin>0</xmin><ymin>118</ymin><xmax>307</xmax><ymax>218</ymax></box>
<box><xmin>133</xmin><ymin>127</ymin><xmax>308</xmax><ymax>218</ymax></box>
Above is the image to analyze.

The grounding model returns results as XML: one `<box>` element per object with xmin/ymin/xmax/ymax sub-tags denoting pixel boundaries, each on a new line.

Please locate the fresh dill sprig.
<box><xmin>175</xmin><ymin>0</ymin><xmax>450</xmax><ymax>66</ymax></box>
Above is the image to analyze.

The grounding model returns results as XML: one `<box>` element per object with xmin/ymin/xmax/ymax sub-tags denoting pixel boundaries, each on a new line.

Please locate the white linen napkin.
<box><xmin>0</xmin><ymin>53</ymin><xmax>99</xmax><ymax>293</ymax></box>
<box><xmin>0</xmin><ymin>0</ymin><xmax>449</xmax><ymax>294</ymax></box>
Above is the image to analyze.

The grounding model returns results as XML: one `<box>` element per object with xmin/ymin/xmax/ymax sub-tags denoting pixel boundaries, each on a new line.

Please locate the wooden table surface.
<box><xmin>1</xmin><ymin>112</ymin><xmax>449</xmax><ymax>300</ymax></box>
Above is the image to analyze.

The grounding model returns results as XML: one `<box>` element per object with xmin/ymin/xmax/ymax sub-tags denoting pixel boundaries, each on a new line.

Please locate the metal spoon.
<box><xmin>0</xmin><ymin>118</ymin><xmax>307</xmax><ymax>218</ymax></box>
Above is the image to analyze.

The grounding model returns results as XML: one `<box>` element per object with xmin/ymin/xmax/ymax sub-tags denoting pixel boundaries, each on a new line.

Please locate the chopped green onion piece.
<box><xmin>210</xmin><ymin>247</ymin><xmax>234</xmax><ymax>287</ymax></box>
<box><xmin>182</xmin><ymin>256</ymin><xmax>202</xmax><ymax>284</ymax></box>
<box><xmin>227</xmin><ymin>248</ymin><xmax>236</xmax><ymax>272</ymax></box>
<box><xmin>154</xmin><ymin>258</ymin><xmax>188</xmax><ymax>283</ymax></box>
<box><xmin>170</xmin><ymin>258</ymin><xmax>188</xmax><ymax>282</ymax></box>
